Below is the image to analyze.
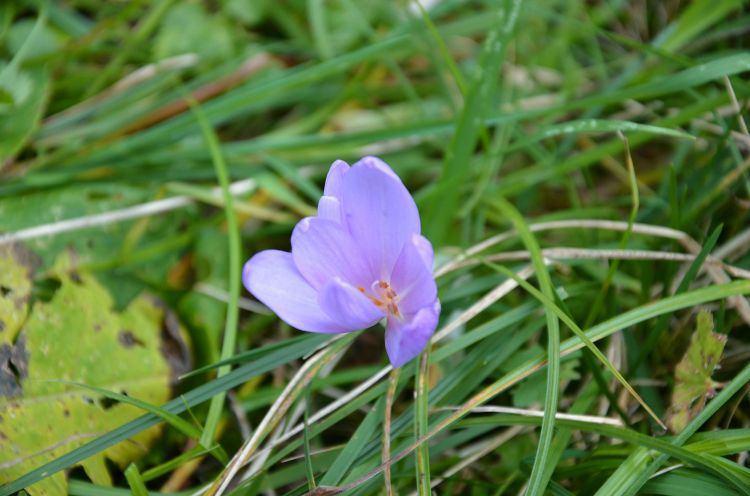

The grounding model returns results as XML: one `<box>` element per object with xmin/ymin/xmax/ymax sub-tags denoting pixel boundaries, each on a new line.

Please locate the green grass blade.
<box><xmin>423</xmin><ymin>0</ymin><xmax>522</xmax><ymax>244</ymax></box>
<box><xmin>124</xmin><ymin>463</ymin><xmax>149</xmax><ymax>496</ymax></box>
<box><xmin>319</xmin><ymin>398</ymin><xmax>384</xmax><ymax>486</ymax></box>
<box><xmin>188</xmin><ymin>99</ymin><xmax>243</xmax><ymax>449</ymax></box>
<box><xmin>492</xmin><ymin>197</ymin><xmax>561</xmax><ymax>496</ymax></box>
<box><xmin>487</xmin><ymin>263</ymin><xmax>665</xmax><ymax>429</ymax></box>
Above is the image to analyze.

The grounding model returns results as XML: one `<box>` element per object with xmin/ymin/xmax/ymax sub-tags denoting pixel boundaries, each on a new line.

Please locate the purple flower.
<box><xmin>242</xmin><ymin>156</ymin><xmax>440</xmax><ymax>367</ymax></box>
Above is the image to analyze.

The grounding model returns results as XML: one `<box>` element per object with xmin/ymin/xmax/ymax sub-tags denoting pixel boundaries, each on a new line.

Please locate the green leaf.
<box><xmin>0</xmin><ymin>62</ymin><xmax>33</xmax><ymax>110</ymax></box>
<box><xmin>642</xmin><ymin>468</ymin><xmax>738</xmax><ymax>496</ymax></box>
<box><xmin>7</xmin><ymin>19</ymin><xmax>63</xmax><ymax>60</ymax></box>
<box><xmin>667</xmin><ymin>311</ymin><xmax>727</xmax><ymax>433</ymax></box>
<box><xmin>153</xmin><ymin>3</ymin><xmax>235</xmax><ymax>63</ymax></box>
<box><xmin>0</xmin><ymin>253</ymin><xmax>183</xmax><ymax>495</ymax></box>
<box><xmin>0</xmin><ymin>66</ymin><xmax>47</xmax><ymax>160</ymax></box>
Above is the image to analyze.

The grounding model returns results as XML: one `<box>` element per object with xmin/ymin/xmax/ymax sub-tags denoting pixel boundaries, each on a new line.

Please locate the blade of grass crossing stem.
<box><xmin>124</xmin><ymin>464</ymin><xmax>149</xmax><ymax>496</ymax></box>
<box><xmin>183</xmin><ymin>334</ymin><xmax>331</xmax><ymax>378</ymax></box>
<box><xmin>423</xmin><ymin>0</ymin><xmax>521</xmax><ymax>244</ymax></box>
<box><xmin>188</xmin><ymin>98</ymin><xmax>242</xmax><ymax>449</ymax></box>
<box><xmin>60</xmin><ymin>382</ymin><xmax>203</xmax><ymax>442</ymax></box>
<box><xmin>415</xmin><ymin>347</ymin><xmax>432</xmax><ymax>494</ymax></box>
<box><xmin>142</xmin><ymin>445</ymin><xmax>217</xmax><ymax>482</ymax></box>
<box><xmin>486</xmin><ymin>262</ymin><xmax>666</xmax><ymax>429</ymax></box>
<box><xmin>492</xmin><ymin>197</ymin><xmax>561</xmax><ymax>496</ymax></box>
<box><xmin>596</xmin><ymin>360</ymin><xmax>750</xmax><ymax>496</ymax></box>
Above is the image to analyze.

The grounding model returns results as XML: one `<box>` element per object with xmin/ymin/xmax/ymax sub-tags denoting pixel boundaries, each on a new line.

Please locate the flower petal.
<box><xmin>242</xmin><ymin>250</ymin><xmax>349</xmax><ymax>333</ymax></box>
<box><xmin>323</xmin><ymin>159</ymin><xmax>350</xmax><ymax>199</ymax></box>
<box><xmin>413</xmin><ymin>234</ymin><xmax>434</xmax><ymax>271</ymax></box>
<box><xmin>291</xmin><ymin>216</ymin><xmax>373</xmax><ymax>289</ymax></box>
<box><xmin>319</xmin><ymin>278</ymin><xmax>385</xmax><ymax>330</ymax></box>
<box><xmin>317</xmin><ymin>195</ymin><xmax>342</xmax><ymax>223</ymax></box>
<box><xmin>384</xmin><ymin>300</ymin><xmax>441</xmax><ymax>368</ymax></box>
<box><xmin>390</xmin><ymin>234</ymin><xmax>437</xmax><ymax>315</ymax></box>
<box><xmin>355</xmin><ymin>155</ymin><xmax>401</xmax><ymax>181</ymax></box>
<box><xmin>341</xmin><ymin>157</ymin><xmax>421</xmax><ymax>279</ymax></box>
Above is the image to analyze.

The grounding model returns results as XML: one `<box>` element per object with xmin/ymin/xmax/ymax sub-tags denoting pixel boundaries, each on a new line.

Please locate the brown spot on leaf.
<box><xmin>94</xmin><ymin>323</ymin><xmax>102</xmax><ymax>333</ymax></box>
<box><xmin>9</xmin><ymin>243</ymin><xmax>41</xmax><ymax>274</ymax></box>
<box><xmin>14</xmin><ymin>295</ymin><xmax>27</xmax><ymax>310</ymax></box>
<box><xmin>100</xmin><ymin>395</ymin><xmax>118</xmax><ymax>410</ymax></box>
<box><xmin>69</xmin><ymin>271</ymin><xmax>82</xmax><ymax>284</ymax></box>
<box><xmin>0</xmin><ymin>320</ymin><xmax>4</xmax><ymax>332</ymax></box>
<box><xmin>118</xmin><ymin>330</ymin><xmax>144</xmax><ymax>348</ymax></box>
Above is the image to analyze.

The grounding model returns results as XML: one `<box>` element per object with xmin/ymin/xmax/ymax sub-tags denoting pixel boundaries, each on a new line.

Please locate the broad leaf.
<box><xmin>0</xmin><ymin>253</ymin><xmax>186</xmax><ymax>495</ymax></box>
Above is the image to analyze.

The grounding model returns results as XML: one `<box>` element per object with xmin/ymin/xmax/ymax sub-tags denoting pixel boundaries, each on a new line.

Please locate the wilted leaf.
<box><xmin>0</xmin><ymin>253</ymin><xmax>186</xmax><ymax>495</ymax></box>
<box><xmin>667</xmin><ymin>311</ymin><xmax>726</xmax><ymax>433</ymax></box>
<box><xmin>0</xmin><ymin>244</ymin><xmax>38</xmax><ymax>345</ymax></box>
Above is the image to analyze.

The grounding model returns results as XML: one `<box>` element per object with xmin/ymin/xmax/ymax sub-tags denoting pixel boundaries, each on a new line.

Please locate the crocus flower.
<box><xmin>243</xmin><ymin>156</ymin><xmax>440</xmax><ymax>367</ymax></box>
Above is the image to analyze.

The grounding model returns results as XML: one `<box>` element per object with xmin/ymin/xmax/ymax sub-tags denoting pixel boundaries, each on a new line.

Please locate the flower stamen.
<box><xmin>364</xmin><ymin>280</ymin><xmax>401</xmax><ymax>317</ymax></box>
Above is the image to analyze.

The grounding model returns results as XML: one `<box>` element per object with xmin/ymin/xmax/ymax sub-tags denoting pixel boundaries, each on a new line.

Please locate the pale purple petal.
<box><xmin>323</xmin><ymin>160</ymin><xmax>350</xmax><ymax>198</ymax></box>
<box><xmin>385</xmin><ymin>300</ymin><xmax>441</xmax><ymax>368</ymax></box>
<box><xmin>317</xmin><ymin>196</ymin><xmax>341</xmax><ymax>223</ymax></box>
<box><xmin>319</xmin><ymin>278</ymin><xmax>385</xmax><ymax>330</ymax></box>
<box><xmin>390</xmin><ymin>234</ymin><xmax>437</xmax><ymax>315</ymax></box>
<box><xmin>341</xmin><ymin>158</ymin><xmax>421</xmax><ymax>279</ymax></box>
<box><xmin>413</xmin><ymin>234</ymin><xmax>434</xmax><ymax>271</ymax></box>
<box><xmin>291</xmin><ymin>217</ymin><xmax>373</xmax><ymax>289</ymax></box>
<box><xmin>353</xmin><ymin>156</ymin><xmax>400</xmax><ymax>181</ymax></box>
<box><xmin>242</xmin><ymin>250</ymin><xmax>349</xmax><ymax>333</ymax></box>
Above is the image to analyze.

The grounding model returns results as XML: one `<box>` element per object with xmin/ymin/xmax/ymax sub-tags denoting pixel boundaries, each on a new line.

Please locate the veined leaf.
<box><xmin>0</xmin><ymin>253</ymin><xmax>187</xmax><ymax>495</ymax></box>
<box><xmin>667</xmin><ymin>311</ymin><xmax>727</xmax><ymax>433</ymax></box>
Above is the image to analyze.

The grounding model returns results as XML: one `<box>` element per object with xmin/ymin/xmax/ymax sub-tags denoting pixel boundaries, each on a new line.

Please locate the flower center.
<box><xmin>358</xmin><ymin>280</ymin><xmax>401</xmax><ymax>317</ymax></box>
